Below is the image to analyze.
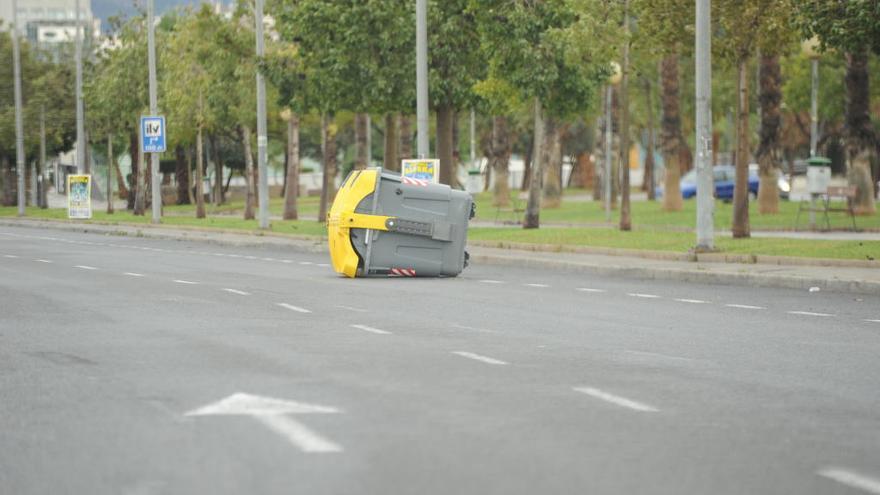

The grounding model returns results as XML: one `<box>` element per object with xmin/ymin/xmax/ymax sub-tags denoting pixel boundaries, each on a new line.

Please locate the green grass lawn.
<box><xmin>476</xmin><ymin>191</ymin><xmax>880</xmax><ymax>231</ymax></box>
<box><xmin>468</xmin><ymin>227</ymin><xmax>879</xmax><ymax>261</ymax></box>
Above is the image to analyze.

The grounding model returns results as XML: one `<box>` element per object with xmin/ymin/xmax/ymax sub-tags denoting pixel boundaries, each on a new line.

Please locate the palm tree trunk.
<box><xmin>437</xmin><ymin>105</ymin><xmax>455</xmax><ymax>186</ymax></box>
<box><xmin>283</xmin><ymin>113</ymin><xmax>300</xmax><ymax>220</ymax></box>
<box><xmin>660</xmin><ymin>54</ymin><xmax>684</xmax><ymax>212</ymax></box>
<box><xmin>732</xmin><ymin>56</ymin><xmax>751</xmax><ymax>238</ymax></box>
<box><xmin>399</xmin><ymin>114</ymin><xmax>413</xmax><ymax>160</ymax></box>
<box><xmin>195</xmin><ymin>126</ymin><xmax>206</xmax><ymax>219</ymax></box>
<box><xmin>524</xmin><ymin>98</ymin><xmax>544</xmax><ymax>229</ymax></box>
<box><xmin>844</xmin><ymin>50</ymin><xmax>877</xmax><ymax>215</ymax></box>
<box><xmin>489</xmin><ymin>115</ymin><xmax>511</xmax><ymax>207</ymax></box>
<box><xmin>242</xmin><ymin>125</ymin><xmax>256</xmax><ymax>220</ymax></box>
<box><xmin>383</xmin><ymin>113</ymin><xmax>399</xmax><ymax>172</ymax></box>
<box><xmin>756</xmin><ymin>53</ymin><xmax>781</xmax><ymax>214</ymax></box>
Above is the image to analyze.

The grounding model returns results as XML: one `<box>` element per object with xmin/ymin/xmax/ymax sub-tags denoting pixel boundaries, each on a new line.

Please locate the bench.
<box><xmin>795</xmin><ymin>185</ymin><xmax>858</xmax><ymax>231</ymax></box>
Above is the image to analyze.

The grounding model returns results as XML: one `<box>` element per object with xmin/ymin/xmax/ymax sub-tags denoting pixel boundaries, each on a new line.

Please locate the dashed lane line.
<box><xmin>788</xmin><ymin>310</ymin><xmax>834</xmax><ymax>317</ymax></box>
<box><xmin>222</xmin><ymin>288</ymin><xmax>250</xmax><ymax>296</ymax></box>
<box><xmin>576</xmin><ymin>288</ymin><xmax>606</xmax><ymax>293</ymax></box>
<box><xmin>337</xmin><ymin>305</ymin><xmax>368</xmax><ymax>312</ymax></box>
<box><xmin>864</xmin><ymin>319</ymin><xmax>880</xmax><ymax>324</ymax></box>
<box><xmin>628</xmin><ymin>293</ymin><xmax>661</xmax><ymax>299</ymax></box>
<box><xmin>350</xmin><ymin>324</ymin><xmax>391</xmax><ymax>335</ymax></box>
<box><xmin>123</xmin><ymin>272</ymin><xmax>145</xmax><ymax>277</ymax></box>
<box><xmin>277</xmin><ymin>303</ymin><xmax>312</xmax><ymax>314</ymax></box>
<box><xmin>3</xmin><ymin>254</ymin><xmax>19</xmax><ymax>258</ymax></box>
<box><xmin>479</xmin><ymin>279</ymin><xmax>504</xmax><ymax>284</ymax></box>
<box><xmin>74</xmin><ymin>265</ymin><xmax>97</xmax><ymax>270</ymax></box>
<box><xmin>573</xmin><ymin>387</ymin><xmax>659</xmax><ymax>413</ymax></box>
<box><xmin>726</xmin><ymin>304</ymin><xmax>765</xmax><ymax>310</ymax></box>
<box><xmin>675</xmin><ymin>298</ymin><xmax>709</xmax><ymax>304</ymax></box>
<box><xmin>173</xmin><ymin>279</ymin><xmax>199</xmax><ymax>285</ymax></box>
<box><xmin>34</xmin><ymin>259</ymin><xmax>53</xmax><ymax>263</ymax></box>
<box><xmin>524</xmin><ymin>283</ymin><xmax>550</xmax><ymax>288</ymax></box>
<box><xmin>452</xmin><ymin>351</ymin><xmax>508</xmax><ymax>366</ymax></box>
<box><xmin>818</xmin><ymin>468</ymin><xmax>880</xmax><ymax>494</ymax></box>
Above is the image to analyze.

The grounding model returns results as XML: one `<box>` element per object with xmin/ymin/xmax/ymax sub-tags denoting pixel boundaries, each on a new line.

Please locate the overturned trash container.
<box><xmin>327</xmin><ymin>167</ymin><xmax>474</xmax><ymax>278</ymax></box>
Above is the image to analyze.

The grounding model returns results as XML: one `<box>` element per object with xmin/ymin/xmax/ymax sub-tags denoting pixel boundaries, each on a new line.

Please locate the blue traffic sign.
<box><xmin>141</xmin><ymin>116</ymin><xmax>166</xmax><ymax>153</ymax></box>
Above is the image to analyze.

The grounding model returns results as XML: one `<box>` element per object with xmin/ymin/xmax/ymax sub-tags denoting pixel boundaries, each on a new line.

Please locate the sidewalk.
<box><xmin>2</xmin><ymin>217</ymin><xmax>877</xmax><ymax>295</ymax></box>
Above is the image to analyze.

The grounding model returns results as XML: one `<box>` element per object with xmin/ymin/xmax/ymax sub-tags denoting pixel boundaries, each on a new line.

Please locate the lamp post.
<box><xmin>802</xmin><ymin>37</ymin><xmax>820</xmax><ymax>229</ymax></box>
<box><xmin>605</xmin><ymin>62</ymin><xmax>622</xmax><ymax>222</ymax></box>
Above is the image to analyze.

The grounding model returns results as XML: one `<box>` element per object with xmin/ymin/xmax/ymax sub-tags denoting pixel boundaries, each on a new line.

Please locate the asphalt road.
<box><xmin>1</xmin><ymin>225</ymin><xmax>879</xmax><ymax>495</ymax></box>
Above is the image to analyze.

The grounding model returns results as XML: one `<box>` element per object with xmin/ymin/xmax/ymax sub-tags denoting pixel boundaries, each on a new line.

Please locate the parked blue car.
<box><xmin>656</xmin><ymin>165</ymin><xmax>759</xmax><ymax>200</ymax></box>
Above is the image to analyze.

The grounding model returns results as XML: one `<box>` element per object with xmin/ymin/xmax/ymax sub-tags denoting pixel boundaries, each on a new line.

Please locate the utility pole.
<box><xmin>148</xmin><ymin>0</ymin><xmax>161</xmax><ymax>223</ymax></box>
<box><xmin>75</xmin><ymin>0</ymin><xmax>85</xmax><ymax>175</ymax></box>
<box><xmin>415</xmin><ymin>0</ymin><xmax>429</xmax><ymax>158</ymax></box>
<box><xmin>12</xmin><ymin>0</ymin><xmax>25</xmax><ymax>216</ymax></box>
<box><xmin>694</xmin><ymin>0</ymin><xmax>714</xmax><ymax>251</ymax></box>
<box><xmin>255</xmin><ymin>0</ymin><xmax>269</xmax><ymax>229</ymax></box>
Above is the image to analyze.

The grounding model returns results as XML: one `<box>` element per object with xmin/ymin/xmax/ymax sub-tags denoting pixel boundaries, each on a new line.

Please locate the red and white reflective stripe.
<box><xmin>401</xmin><ymin>177</ymin><xmax>429</xmax><ymax>187</ymax></box>
<box><xmin>390</xmin><ymin>268</ymin><xmax>417</xmax><ymax>277</ymax></box>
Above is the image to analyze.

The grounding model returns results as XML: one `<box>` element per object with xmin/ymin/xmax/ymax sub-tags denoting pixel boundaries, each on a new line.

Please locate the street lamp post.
<box><xmin>802</xmin><ymin>37</ymin><xmax>821</xmax><ymax>229</ymax></box>
<box><xmin>255</xmin><ymin>0</ymin><xmax>269</xmax><ymax>229</ymax></box>
<box><xmin>12</xmin><ymin>0</ymin><xmax>25</xmax><ymax>216</ymax></box>
<box><xmin>415</xmin><ymin>0</ymin><xmax>429</xmax><ymax>158</ymax></box>
<box><xmin>605</xmin><ymin>62</ymin><xmax>622</xmax><ymax>223</ymax></box>
<box><xmin>148</xmin><ymin>0</ymin><xmax>161</xmax><ymax>223</ymax></box>
<box><xmin>75</xmin><ymin>0</ymin><xmax>85</xmax><ymax>175</ymax></box>
<box><xmin>694</xmin><ymin>0</ymin><xmax>714</xmax><ymax>251</ymax></box>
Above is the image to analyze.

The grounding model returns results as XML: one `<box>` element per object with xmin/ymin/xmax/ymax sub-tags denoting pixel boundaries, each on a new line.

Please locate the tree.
<box><xmin>798</xmin><ymin>0</ymin><xmax>880</xmax><ymax>214</ymax></box>
<box><xmin>755</xmin><ymin>53</ymin><xmax>782</xmax><ymax>214</ymax></box>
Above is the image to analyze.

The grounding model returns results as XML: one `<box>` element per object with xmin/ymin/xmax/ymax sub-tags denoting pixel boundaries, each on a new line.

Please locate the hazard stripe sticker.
<box><xmin>401</xmin><ymin>177</ymin><xmax>429</xmax><ymax>187</ymax></box>
<box><xmin>390</xmin><ymin>268</ymin><xmax>417</xmax><ymax>277</ymax></box>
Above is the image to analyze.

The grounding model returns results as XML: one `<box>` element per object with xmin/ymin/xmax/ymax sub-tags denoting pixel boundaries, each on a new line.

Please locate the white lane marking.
<box><xmin>350</xmin><ymin>324</ymin><xmax>391</xmax><ymax>335</ymax></box>
<box><xmin>317</xmin><ymin>263</ymin><xmax>330</xmax><ymax>268</ymax></box>
<box><xmin>573</xmin><ymin>387</ymin><xmax>659</xmax><ymax>413</ymax></box>
<box><xmin>281</xmin><ymin>260</ymin><xmax>293</xmax><ymax>264</ymax></box>
<box><xmin>277</xmin><ymin>303</ymin><xmax>312</xmax><ymax>314</ymax></box>
<box><xmin>123</xmin><ymin>272</ymin><xmax>145</xmax><ymax>277</ymax></box>
<box><xmin>576</xmin><ymin>287</ymin><xmax>606</xmax><ymax>293</ymax></box>
<box><xmin>34</xmin><ymin>259</ymin><xmax>53</xmax><ymax>263</ymax></box>
<box><xmin>244</xmin><ymin>256</ymin><xmax>257</xmax><ymax>260</ymax></box>
<box><xmin>479</xmin><ymin>279</ymin><xmax>504</xmax><ymax>284</ymax></box>
<box><xmin>299</xmin><ymin>261</ymin><xmax>314</xmax><ymax>265</ymax></box>
<box><xmin>337</xmin><ymin>305</ymin><xmax>368</xmax><ymax>312</ymax></box>
<box><xmin>621</xmin><ymin>350</ymin><xmax>700</xmax><ymax>364</ymax></box>
<box><xmin>525</xmin><ymin>283</ymin><xmax>549</xmax><ymax>288</ymax></box>
<box><xmin>262</xmin><ymin>258</ymin><xmax>276</xmax><ymax>262</ymax></box>
<box><xmin>788</xmin><ymin>310</ymin><xmax>833</xmax><ymax>317</ymax></box>
<box><xmin>818</xmin><ymin>468</ymin><xmax>880</xmax><ymax>494</ymax></box>
<box><xmin>675</xmin><ymin>298</ymin><xmax>708</xmax><ymax>304</ymax></box>
<box><xmin>865</xmin><ymin>319</ymin><xmax>880</xmax><ymax>324</ymax></box>
<box><xmin>726</xmin><ymin>304</ymin><xmax>765</xmax><ymax>310</ymax></box>
<box><xmin>185</xmin><ymin>393</ymin><xmax>342</xmax><ymax>453</ymax></box>
<box><xmin>3</xmin><ymin>254</ymin><xmax>19</xmax><ymax>258</ymax></box>
<box><xmin>74</xmin><ymin>265</ymin><xmax>97</xmax><ymax>270</ymax></box>
<box><xmin>222</xmin><ymin>288</ymin><xmax>250</xmax><ymax>296</ymax></box>
<box><xmin>450</xmin><ymin>323</ymin><xmax>499</xmax><ymax>334</ymax></box>
<box><xmin>228</xmin><ymin>254</ymin><xmax>243</xmax><ymax>258</ymax></box>
<box><xmin>452</xmin><ymin>351</ymin><xmax>508</xmax><ymax>366</ymax></box>
<box><xmin>628</xmin><ymin>293</ymin><xmax>660</xmax><ymax>299</ymax></box>
<box><xmin>173</xmin><ymin>279</ymin><xmax>199</xmax><ymax>285</ymax></box>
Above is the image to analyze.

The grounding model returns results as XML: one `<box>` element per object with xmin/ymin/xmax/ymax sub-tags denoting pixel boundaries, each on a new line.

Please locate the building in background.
<box><xmin>1</xmin><ymin>0</ymin><xmax>100</xmax><ymax>61</ymax></box>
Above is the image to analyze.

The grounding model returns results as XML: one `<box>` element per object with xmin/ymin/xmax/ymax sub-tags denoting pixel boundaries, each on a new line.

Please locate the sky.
<box><xmin>92</xmin><ymin>0</ymin><xmax>217</xmax><ymax>25</ymax></box>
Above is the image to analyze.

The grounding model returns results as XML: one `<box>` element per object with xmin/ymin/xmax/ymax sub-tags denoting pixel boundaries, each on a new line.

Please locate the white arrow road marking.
<box><xmin>573</xmin><ymin>387</ymin><xmax>659</xmax><ymax>412</ymax></box>
<box><xmin>818</xmin><ymin>468</ymin><xmax>880</xmax><ymax>494</ymax></box>
<box><xmin>185</xmin><ymin>393</ymin><xmax>342</xmax><ymax>453</ymax></box>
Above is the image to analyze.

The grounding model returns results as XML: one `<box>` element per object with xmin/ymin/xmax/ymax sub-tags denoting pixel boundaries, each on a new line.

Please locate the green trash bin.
<box><xmin>327</xmin><ymin>167</ymin><xmax>474</xmax><ymax>278</ymax></box>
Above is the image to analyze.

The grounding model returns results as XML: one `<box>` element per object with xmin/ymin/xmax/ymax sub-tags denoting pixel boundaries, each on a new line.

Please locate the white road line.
<box><xmin>244</xmin><ymin>256</ymin><xmax>257</xmax><ymax>260</ymax></box>
<box><xmin>256</xmin><ymin>414</ymin><xmax>343</xmax><ymax>453</ymax></box>
<box><xmin>675</xmin><ymin>298</ymin><xmax>708</xmax><ymax>304</ymax></box>
<box><xmin>281</xmin><ymin>260</ymin><xmax>293</xmax><ymax>264</ymax></box>
<box><xmin>628</xmin><ymin>293</ymin><xmax>660</xmax><ymax>299</ymax></box>
<box><xmin>262</xmin><ymin>258</ymin><xmax>277</xmax><ymax>262</ymax></box>
<box><xmin>337</xmin><ymin>305</ymin><xmax>368</xmax><ymax>312</ymax></box>
<box><xmin>299</xmin><ymin>261</ymin><xmax>314</xmax><ymax>265</ymax></box>
<box><xmin>3</xmin><ymin>254</ymin><xmax>19</xmax><ymax>258</ymax></box>
<box><xmin>865</xmin><ymin>319</ymin><xmax>880</xmax><ymax>324</ymax></box>
<box><xmin>525</xmin><ymin>283</ymin><xmax>549</xmax><ymax>288</ymax></box>
<box><xmin>123</xmin><ymin>272</ymin><xmax>145</xmax><ymax>277</ymax></box>
<box><xmin>573</xmin><ymin>387</ymin><xmax>659</xmax><ymax>412</ymax></box>
<box><xmin>74</xmin><ymin>265</ymin><xmax>97</xmax><ymax>270</ymax></box>
<box><xmin>450</xmin><ymin>323</ymin><xmax>498</xmax><ymax>334</ymax></box>
<box><xmin>788</xmin><ymin>310</ymin><xmax>833</xmax><ymax>317</ymax></box>
<box><xmin>479</xmin><ymin>279</ymin><xmax>504</xmax><ymax>284</ymax></box>
<box><xmin>452</xmin><ymin>351</ymin><xmax>508</xmax><ymax>366</ymax></box>
<box><xmin>726</xmin><ymin>304</ymin><xmax>765</xmax><ymax>310</ymax></box>
<box><xmin>222</xmin><ymin>288</ymin><xmax>250</xmax><ymax>296</ymax></box>
<box><xmin>350</xmin><ymin>324</ymin><xmax>391</xmax><ymax>335</ymax></box>
<box><xmin>277</xmin><ymin>303</ymin><xmax>312</xmax><ymax>314</ymax></box>
<box><xmin>317</xmin><ymin>263</ymin><xmax>330</xmax><ymax>267</ymax></box>
<box><xmin>576</xmin><ymin>288</ymin><xmax>606</xmax><ymax>293</ymax></box>
<box><xmin>173</xmin><ymin>279</ymin><xmax>199</xmax><ymax>285</ymax></box>
<box><xmin>818</xmin><ymin>468</ymin><xmax>880</xmax><ymax>494</ymax></box>
<box><xmin>34</xmin><ymin>259</ymin><xmax>53</xmax><ymax>263</ymax></box>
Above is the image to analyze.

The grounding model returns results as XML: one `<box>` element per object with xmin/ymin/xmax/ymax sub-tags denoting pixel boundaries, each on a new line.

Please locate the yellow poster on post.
<box><xmin>401</xmin><ymin>159</ymin><xmax>440</xmax><ymax>184</ymax></box>
<box><xmin>67</xmin><ymin>174</ymin><xmax>92</xmax><ymax>219</ymax></box>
